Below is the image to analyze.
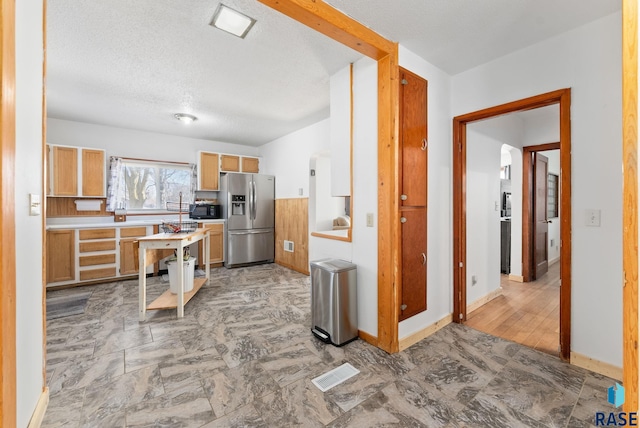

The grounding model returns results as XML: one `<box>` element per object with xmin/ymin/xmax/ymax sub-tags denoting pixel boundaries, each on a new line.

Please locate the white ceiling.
<box><xmin>46</xmin><ymin>1</ymin><xmax>620</xmax><ymax>147</ymax></box>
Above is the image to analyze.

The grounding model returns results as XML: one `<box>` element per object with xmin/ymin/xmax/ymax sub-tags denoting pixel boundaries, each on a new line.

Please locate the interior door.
<box><xmin>533</xmin><ymin>153</ymin><xmax>549</xmax><ymax>279</ymax></box>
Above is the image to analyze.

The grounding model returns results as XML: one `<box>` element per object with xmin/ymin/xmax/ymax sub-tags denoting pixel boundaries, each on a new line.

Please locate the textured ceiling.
<box><xmin>326</xmin><ymin>0</ymin><xmax>621</xmax><ymax>75</ymax></box>
<box><xmin>46</xmin><ymin>1</ymin><xmax>620</xmax><ymax>147</ymax></box>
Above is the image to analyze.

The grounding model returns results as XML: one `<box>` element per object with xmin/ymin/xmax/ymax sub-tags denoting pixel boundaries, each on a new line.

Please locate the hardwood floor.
<box><xmin>466</xmin><ymin>261</ymin><xmax>560</xmax><ymax>356</ymax></box>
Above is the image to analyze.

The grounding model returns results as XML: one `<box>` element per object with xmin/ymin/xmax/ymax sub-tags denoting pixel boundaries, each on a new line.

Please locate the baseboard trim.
<box><xmin>468</xmin><ymin>288</ymin><xmax>503</xmax><ymax>314</ymax></box>
<box><xmin>508</xmin><ymin>274</ymin><xmax>524</xmax><ymax>282</ymax></box>
<box><xmin>571</xmin><ymin>352</ymin><xmax>622</xmax><ymax>381</ymax></box>
<box><xmin>358</xmin><ymin>330</ymin><xmax>378</xmax><ymax>347</ymax></box>
<box><xmin>27</xmin><ymin>387</ymin><xmax>49</xmax><ymax>428</ymax></box>
<box><xmin>275</xmin><ymin>260</ymin><xmax>309</xmax><ymax>276</ymax></box>
<box><xmin>398</xmin><ymin>314</ymin><xmax>452</xmax><ymax>351</ymax></box>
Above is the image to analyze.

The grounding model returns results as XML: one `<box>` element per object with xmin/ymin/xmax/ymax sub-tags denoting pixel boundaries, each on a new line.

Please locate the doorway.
<box><xmin>452</xmin><ymin>89</ymin><xmax>572</xmax><ymax>360</ymax></box>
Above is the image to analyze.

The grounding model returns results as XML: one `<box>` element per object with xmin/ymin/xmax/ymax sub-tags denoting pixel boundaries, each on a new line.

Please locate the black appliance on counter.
<box><xmin>189</xmin><ymin>203</ymin><xmax>222</xmax><ymax>219</ymax></box>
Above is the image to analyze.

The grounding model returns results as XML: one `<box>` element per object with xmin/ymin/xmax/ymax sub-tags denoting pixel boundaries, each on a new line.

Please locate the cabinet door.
<box><xmin>199</xmin><ymin>223</ymin><xmax>224</xmax><ymax>264</ymax></box>
<box><xmin>399</xmin><ymin>68</ymin><xmax>427</xmax><ymax>207</ymax></box>
<box><xmin>47</xmin><ymin>230</ymin><xmax>75</xmax><ymax>283</ymax></box>
<box><xmin>82</xmin><ymin>149</ymin><xmax>105</xmax><ymax>196</ymax></box>
<box><xmin>119</xmin><ymin>238</ymin><xmax>139</xmax><ymax>275</ymax></box>
<box><xmin>220</xmin><ymin>155</ymin><xmax>240</xmax><ymax>172</ymax></box>
<box><xmin>52</xmin><ymin>146</ymin><xmax>78</xmax><ymax>196</ymax></box>
<box><xmin>199</xmin><ymin>152</ymin><xmax>219</xmax><ymax>190</ymax></box>
<box><xmin>241</xmin><ymin>157</ymin><xmax>259</xmax><ymax>173</ymax></box>
<box><xmin>400</xmin><ymin>208</ymin><xmax>427</xmax><ymax>321</ymax></box>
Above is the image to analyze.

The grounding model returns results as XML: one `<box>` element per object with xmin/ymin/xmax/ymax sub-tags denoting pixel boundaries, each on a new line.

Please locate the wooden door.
<box><xmin>220</xmin><ymin>155</ymin><xmax>240</xmax><ymax>172</ymax></box>
<box><xmin>199</xmin><ymin>152</ymin><xmax>219</xmax><ymax>190</ymax></box>
<box><xmin>119</xmin><ymin>238</ymin><xmax>139</xmax><ymax>275</ymax></box>
<box><xmin>241</xmin><ymin>157</ymin><xmax>259</xmax><ymax>173</ymax></box>
<box><xmin>534</xmin><ymin>153</ymin><xmax>549</xmax><ymax>279</ymax></box>
<box><xmin>47</xmin><ymin>230</ymin><xmax>75</xmax><ymax>283</ymax></box>
<box><xmin>52</xmin><ymin>146</ymin><xmax>78</xmax><ymax>196</ymax></box>
<box><xmin>400</xmin><ymin>208</ymin><xmax>427</xmax><ymax>320</ymax></box>
<box><xmin>399</xmin><ymin>68</ymin><xmax>427</xmax><ymax>207</ymax></box>
<box><xmin>82</xmin><ymin>148</ymin><xmax>105</xmax><ymax>196</ymax></box>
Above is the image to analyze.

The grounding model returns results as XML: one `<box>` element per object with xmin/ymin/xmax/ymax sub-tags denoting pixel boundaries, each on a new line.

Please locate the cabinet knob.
<box><xmin>401</xmin><ymin>304</ymin><xmax>408</xmax><ymax>310</ymax></box>
<box><xmin>400</xmin><ymin>217</ymin><xmax>407</xmax><ymax>223</ymax></box>
<box><xmin>421</xmin><ymin>253</ymin><xmax>426</xmax><ymax>266</ymax></box>
<box><xmin>421</xmin><ymin>139</ymin><xmax>428</xmax><ymax>151</ymax></box>
<box><xmin>400</xmin><ymin>194</ymin><xmax>407</xmax><ymax>201</ymax></box>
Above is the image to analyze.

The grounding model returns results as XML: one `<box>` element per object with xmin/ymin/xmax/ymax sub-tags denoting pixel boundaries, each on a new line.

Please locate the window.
<box><xmin>107</xmin><ymin>158</ymin><xmax>195</xmax><ymax>211</ymax></box>
<box><xmin>547</xmin><ymin>173</ymin><xmax>559</xmax><ymax>218</ymax></box>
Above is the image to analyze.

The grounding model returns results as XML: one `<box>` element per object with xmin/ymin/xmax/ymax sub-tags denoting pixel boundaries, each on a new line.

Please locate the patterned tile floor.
<box><xmin>43</xmin><ymin>264</ymin><xmax>617</xmax><ymax>427</ymax></box>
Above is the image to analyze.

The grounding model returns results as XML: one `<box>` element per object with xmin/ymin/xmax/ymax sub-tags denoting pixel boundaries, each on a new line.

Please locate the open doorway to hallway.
<box><xmin>453</xmin><ymin>93</ymin><xmax>570</xmax><ymax>359</ymax></box>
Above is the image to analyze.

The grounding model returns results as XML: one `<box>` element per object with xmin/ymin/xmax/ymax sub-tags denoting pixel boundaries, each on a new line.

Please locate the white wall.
<box><xmin>465</xmin><ymin>128</ymin><xmax>503</xmax><ymax>305</ymax></box>
<box><xmin>453</xmin><ymin>12</ymin><xmax>623</xmax><ymax>367</ymax></box>
<box><xmin>16</xmin><ymin>0</ymin><xmax>45</xmax><ymax>425</ymax></box>
<box><xmin>398</xmin><ymin>46</ymin><xmax>453</xmax><ymax>338</ymax></box>
<box><xmin>47</xmin><ymin>118</ymin><xmax>259</xmax><ymax>165</ymax></box>
<box><xmin>259</xmin><ymin>119</ymin><xmax>330</xmax><ymax>199</ymax></box>
<box><xmin>314</xmin><ymin>155</ymin><xmax>345</xmax><ymax>231</ymax></box>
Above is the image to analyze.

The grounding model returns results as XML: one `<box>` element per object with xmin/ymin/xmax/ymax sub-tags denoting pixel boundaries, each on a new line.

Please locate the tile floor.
<box><xmin>43</xmin><ymin>264</ymin><xmax>617</xmax><ymax>427</ymax></box>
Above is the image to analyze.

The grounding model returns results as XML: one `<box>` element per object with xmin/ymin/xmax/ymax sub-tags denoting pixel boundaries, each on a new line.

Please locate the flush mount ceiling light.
<box><xmin>209</xmin><ymin>4</ymin><xmax>256</xmax><ymax>39</ymax></box>
<box><xmin>174</xmin><ymin>113</ymin><xmax>197</xmax><ymax>124</ymax></box>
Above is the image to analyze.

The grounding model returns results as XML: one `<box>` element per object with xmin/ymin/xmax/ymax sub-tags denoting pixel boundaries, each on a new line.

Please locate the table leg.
<box><xmin>139</xmin><ymin>246</ymin><xmax>147</xmax><ymax>321</ymax></box>
<box><xmin>177</xmin><ymin>242</ymin><xmax>184</xmax><ymax>318</ymax></box>
<box><xmin>205</xmin><ymin>231</ymin><xmax>210</xmax><ymax>283</ymax></box>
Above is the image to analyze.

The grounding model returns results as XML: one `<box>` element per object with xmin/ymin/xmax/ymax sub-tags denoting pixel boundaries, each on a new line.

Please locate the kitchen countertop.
<box><xmin>46</xmin><ymin>217</ymin><xmax>225</xmax><ymax>230</ymax></box>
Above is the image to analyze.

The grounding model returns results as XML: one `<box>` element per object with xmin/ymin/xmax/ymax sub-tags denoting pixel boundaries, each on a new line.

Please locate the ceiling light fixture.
<box><xmin>174</xmin><ymin>113</ymin><xmax>197</xmax><ymax>124</ymax></box>
<box><xmin>210</xmin><ymin>4</ymin><xmax>256</xmax><ymax>39</ymax></box>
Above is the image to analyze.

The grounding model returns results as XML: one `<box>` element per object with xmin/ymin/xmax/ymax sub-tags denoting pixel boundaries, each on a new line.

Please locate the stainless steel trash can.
<box><xmin>310</xmin><ymin>259</ymin><xmax>358</xmax><ymax>346</ymax></box>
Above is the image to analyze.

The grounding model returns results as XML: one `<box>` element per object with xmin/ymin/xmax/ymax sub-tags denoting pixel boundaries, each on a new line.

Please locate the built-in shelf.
<box><xmin>146</xmin><ymin>277</ymin><xmax>207</xmax><ymax>311</ymax></box>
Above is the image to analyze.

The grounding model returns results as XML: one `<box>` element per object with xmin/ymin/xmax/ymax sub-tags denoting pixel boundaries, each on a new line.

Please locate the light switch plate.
<box><xmin>585</xmin><ymin>209</ymin><xmax>601</xmax><ymax>227</ymax></box>
<box><xmin>29</xmin><ymin>193</ymin><xmax>41</xmax><ymax>216</ymax></box>
<box><xmin>366</xmin><ymin>213</ymin><xmax>374</xmax><ymax>227</ymax></box>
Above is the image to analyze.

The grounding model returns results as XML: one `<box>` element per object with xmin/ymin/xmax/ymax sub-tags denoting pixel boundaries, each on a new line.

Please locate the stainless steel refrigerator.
<box><xmin>220</xmin><ymin>173</ymin><xmax>275</xmax><ymax>267</ymax></box>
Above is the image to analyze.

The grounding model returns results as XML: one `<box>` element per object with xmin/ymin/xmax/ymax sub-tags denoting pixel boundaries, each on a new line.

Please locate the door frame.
<box><xmin>522</xmin><ymin>142</ymin><xmax>560</xmax><ymax>282</ymax></box>
<box><xmin>453</xmin><ymin>88</ymin><xmax>572</xmax><ymax>360</ymax></box>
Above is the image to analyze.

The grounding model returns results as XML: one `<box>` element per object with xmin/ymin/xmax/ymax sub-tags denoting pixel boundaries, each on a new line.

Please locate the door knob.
<box><xmin>421</xmin><ymin>139</ymin><xmax>428</xmax><ymax>151</ymax></box>
<box><xmin>421</xmin><ymin>253</ymin><xmax>426</xmax><ymax>266</ymax></box>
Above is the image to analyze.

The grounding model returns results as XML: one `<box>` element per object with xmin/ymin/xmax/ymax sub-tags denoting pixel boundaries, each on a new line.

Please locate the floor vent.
<box><xmin>312</xmin><ymin>363</ymin><xmax>359</xmax><ymax>392</ymax></box>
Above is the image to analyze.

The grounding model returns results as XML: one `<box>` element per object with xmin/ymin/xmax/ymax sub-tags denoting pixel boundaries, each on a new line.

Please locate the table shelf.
<box><xmin>146</xmin><ymin>277</ymin><xmax>207</xmax><ymax>311</ymax></box>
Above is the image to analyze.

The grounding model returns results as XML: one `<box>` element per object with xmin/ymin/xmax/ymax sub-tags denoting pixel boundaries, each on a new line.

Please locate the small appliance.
<box><xmin>188</xmin><ymin>203</ymin><xmax>221</xmax><ymax>219</ymax></box>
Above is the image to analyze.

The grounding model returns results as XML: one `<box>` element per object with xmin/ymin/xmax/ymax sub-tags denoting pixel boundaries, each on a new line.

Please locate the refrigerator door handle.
<box><xmin>251</xmin><ymin>179</ymin><xmax>257</xmax><ymax>220</ymax></box>
<box><xmin>230</xmin><ymin>230</ymin><xmax>267</xmax><ymax>235</ymax></box>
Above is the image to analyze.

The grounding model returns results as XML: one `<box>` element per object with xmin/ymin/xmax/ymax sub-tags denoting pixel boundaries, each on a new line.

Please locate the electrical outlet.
<box><xmin>298</xmin><ymin>188</ymin><xmax>303</xmax><ymax>196</ymax></box>
<box><xmin>585</xmin><ymin>209</ymin><xmax>601</xmax><ymax>227</ymax></box>
<box><xmin>366</xmin><ymin>213</ymin><xmax>374</xmax><ymax>227</ymax></box>
<box><xmin>29</xmin><ymin>193</ymin><xmax>41</xmax><ymax>216</ymax></box>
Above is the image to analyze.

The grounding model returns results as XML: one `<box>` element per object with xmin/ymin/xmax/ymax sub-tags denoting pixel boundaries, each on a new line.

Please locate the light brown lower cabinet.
<box><xmin>400</xmin><ymin>208</ymin><xmax>427</xmax><ymax>321</ymax></box>
<box><xmin>47</xmin><ymin>229</ymin><xmax>75</xmax><ymax>283</ymax></box>
<box><xmin>199</xmin><ymin>223</ymin><xmax>224</xmax><ymax>266</ymax></box>
<box><xmin>119</xmin><ymin>238</ymin><xmax>139</xmax><ymax>275</ymax></box>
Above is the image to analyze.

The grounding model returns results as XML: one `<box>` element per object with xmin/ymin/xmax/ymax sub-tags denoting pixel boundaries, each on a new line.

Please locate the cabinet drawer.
<box><xmin>204</xmin><ymin>223</ymin><xmax>224</xmax><ymax>233</ymax></box>
<box><xmin>79</xmin><ymin>254</ymin><xmax>116</xmax><ymax>267</ymax></box>
<box><xmin>120</xmin><ymin>227</ymin><xmax>147</xmax><ymax>238</ymax></box>
<box><xmin>79</xmin><ymin>228</ymin><xmax>116</xmax><ymax>240</ymax></box>
<box><xmin>80</xmin><ymin>240</ymin><xmax>116</xmax><ymax>253</ymax></box>
<box><xmin>80</xmin><ymin>267</ymin><xmax>117</xmax><ymax>281</ymax></box>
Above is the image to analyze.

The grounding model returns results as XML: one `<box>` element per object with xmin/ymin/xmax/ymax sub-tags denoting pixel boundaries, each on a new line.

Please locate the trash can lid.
<box><xmin>310</xmin><ymin>258</ymin><xmax>356</xmax><ymax>273</ymax></box>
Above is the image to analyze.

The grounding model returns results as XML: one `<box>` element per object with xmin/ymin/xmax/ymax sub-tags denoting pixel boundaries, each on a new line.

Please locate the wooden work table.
<box><xmin>138</xmin><ymin>228</ymin><xmax>210</xmax><ymax>320</ymax></box>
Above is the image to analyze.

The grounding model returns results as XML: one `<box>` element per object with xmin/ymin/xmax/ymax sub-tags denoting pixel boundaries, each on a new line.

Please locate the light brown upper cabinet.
<box><xmin>48</xmin><ymin>145</ymin><xmax>106</xmax><ymax>197</ymax></box>
<box><xmin>198</xmin><ymin>151</ymin><xmax>220</xmax><ymax>191</ymax></box>
<box><xmin>220</xmin><ymin>155</ymin><xmax>240</xmax><ymax>172</ymax></box>
<box><xmin>51</xmin><ymin>146</ymin><xmax>78</xmax><ymax>196</ymax></box>
<box><xmin>241</xmin><ymin>156</ymin><xmax>259</xmax><ymax>173</ymax></box>
<box><xmin>399</xmin><ymin>67</ymin><xmax>428</xmax><ymax>321</ymax></box>
<box><xmin>82</xmin><ymin>149</ymin><xmax>105</xmax><ymax>197</ymax></box>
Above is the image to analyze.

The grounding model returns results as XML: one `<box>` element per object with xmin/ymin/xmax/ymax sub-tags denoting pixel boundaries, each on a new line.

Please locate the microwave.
<box><xmin>189</xmin><ymin>203</ymin><xmax>222</xmax><ymax>219</ymax></box>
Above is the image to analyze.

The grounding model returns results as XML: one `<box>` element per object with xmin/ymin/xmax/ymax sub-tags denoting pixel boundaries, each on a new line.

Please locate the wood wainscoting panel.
<box><xmin>275</xmin><ymin>198</ymin><xmax>309</xmax><ymax>275</ymax></box>
<box><xmin>47</xmin><ymin>196</ymin><xmax>108</xmax><ymax>217</ymax></box>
